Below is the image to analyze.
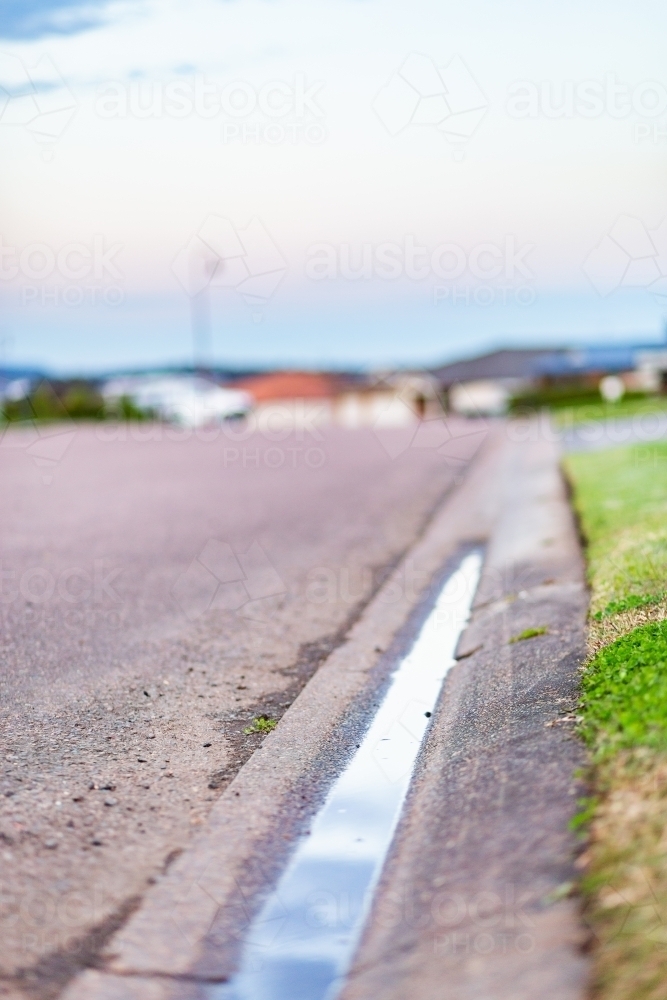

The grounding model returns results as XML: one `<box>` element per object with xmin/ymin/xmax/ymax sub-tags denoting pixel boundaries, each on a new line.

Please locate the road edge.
<box><xmin>61</xmin><ymin>425</ymin><xmax>513</xmax><ymax>998</ymax></box>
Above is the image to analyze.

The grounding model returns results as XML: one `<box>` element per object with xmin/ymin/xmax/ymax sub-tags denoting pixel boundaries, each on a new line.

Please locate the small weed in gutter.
<box><xmin>244</xmin><ymin>715</ymin><xmax>277</xmax><ymax>735</ymax></box>
<box><xmin>509</xmin><ymin>626</ymin><xmax>549</xmax><ymax>643</ymax></box>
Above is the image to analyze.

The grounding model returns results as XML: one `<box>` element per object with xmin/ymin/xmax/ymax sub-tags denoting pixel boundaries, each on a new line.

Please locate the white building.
<box><xmin>102</xmin><ymin>375</ymin><xmax>252</xmax><ymax>428</ymax></box>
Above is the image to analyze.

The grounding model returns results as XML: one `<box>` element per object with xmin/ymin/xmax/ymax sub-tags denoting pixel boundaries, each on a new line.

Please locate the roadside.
<box><xmin>343</xmin><ymin>429</ymin><xmax>589</xmax><ymax>1000</ymax></box>
<box><xmin>565</xmin><ymin>441</ymin><xmax>667</xmax><ymax>1000</ymax></box>
<box><xmin>62</xmin><ymin>423</ymin><xmax>590</xmax><ymax>1000</ymax></box>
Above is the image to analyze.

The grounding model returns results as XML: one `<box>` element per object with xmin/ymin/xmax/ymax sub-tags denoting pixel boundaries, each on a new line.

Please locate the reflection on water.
<box><xmin>212</xmin><ymin>550</ymin><xmax>483</xmax><ymax>1000</ymax></box>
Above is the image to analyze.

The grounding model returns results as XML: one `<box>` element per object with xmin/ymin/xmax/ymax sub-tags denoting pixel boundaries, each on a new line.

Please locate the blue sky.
<box><xmin>1</xmin><ymin>0</ymin><xmax>667</xmax><ymax>373</ymax></box>
<box><xmin>0</xmin><ymin>1</ymin><xmax>111</xmax><ymax>40</ymax></box>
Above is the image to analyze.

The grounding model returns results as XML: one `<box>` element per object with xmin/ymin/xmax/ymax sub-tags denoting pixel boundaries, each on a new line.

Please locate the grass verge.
<box><xmin>565</xmin><ymin>441</ymin><xmax>667</xmax><ymax>999</ymax></box>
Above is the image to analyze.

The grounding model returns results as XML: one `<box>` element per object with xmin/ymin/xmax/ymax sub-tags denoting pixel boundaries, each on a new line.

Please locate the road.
<box><xmin>0</xmin><ymin>417</ymin><xmax>486</xmax><ymax>997</ymax></box>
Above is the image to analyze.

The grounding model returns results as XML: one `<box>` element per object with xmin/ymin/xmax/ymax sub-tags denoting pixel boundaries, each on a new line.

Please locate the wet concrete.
<box><xmin>209</xmin><ymin>552</ymin><xmax>483</xmax><ymax>1000</ymax></box>
<box><xmin>341</xmin><ymin>434</ymin><xmax>589</xmax><ymax>1000</ymax></box>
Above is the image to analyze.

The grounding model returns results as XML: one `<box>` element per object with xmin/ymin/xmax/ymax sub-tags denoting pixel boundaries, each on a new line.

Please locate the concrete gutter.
<box><xmin>342</xmin><ymin>432</ymin><xmax>589</xmax><ymax>1000</ymax></box>
<box><xmin>62</xmin><ymin>424</ymin><xmax>588</xmax><ymax>1000</ymax></box>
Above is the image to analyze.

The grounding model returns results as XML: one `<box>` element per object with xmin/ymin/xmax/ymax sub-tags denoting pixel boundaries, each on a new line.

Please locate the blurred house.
<box><xmin>336</xmin><ymin>373</ymin><xmax>442</xmax><ymax>426</ymax></box>
<box><xmin>102</xmin><ymin>374</ymin><xmax>252</xmax><ymax>427</ymax></box>
<box><xmin>536</xmin><ymin>346</ymin><xmax>659</xmax><ymax>388</ymax></box>
<box><xmin>433</xmin><ymin>343</ymin><xmax>667</xmax><ymax>415</ymax></box>
<box><xmin>634</xmin><ymin>348</ymin><xmax>667</xmax><ymax>391</ymax></box>
<box><xmin>232</xmin><ymin>370</ymin><xmax>442</xmax><ymax>430</ymax></box>
<box><xmin>432</xmin><ymin>349</ymin><xmax>557</xmax><ymax>416</ymax></box>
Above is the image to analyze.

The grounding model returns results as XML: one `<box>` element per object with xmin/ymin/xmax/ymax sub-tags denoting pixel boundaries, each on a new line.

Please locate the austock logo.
<box><xmin>0</xmin><ymin>235</ymin><xmax>124</xmax><ymax>308</ymax></box>
<box><xmin>373</xmin><ymin>52</ymin><xmax>487</xmax><ymax>158</ymax></box>
<box><xmin>172</xmin><ymin>215</ymin><xmax>287</xmax><ymax>308</ymax></box>
<box><xmin>94</xmin><ymin>73</ymin><xmax>326</xmax><ymax>145</ymax></box>
<box><xmin>583</xmin><ymin>214</ymin><xmax>667</xmax><ymax>299</ymax></box>
<box><xmin>0</xmin><ymin>52</ymin><xmax>77</xmax><ymax>159</ymax></box>
<box><xmin>171</xmin><ymin>539</ymin><xmax>286</xmax><ymax>622</ymax></box>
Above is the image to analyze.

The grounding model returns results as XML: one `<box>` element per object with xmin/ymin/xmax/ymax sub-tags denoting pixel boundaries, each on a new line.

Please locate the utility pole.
<box><xmin>190</xmin><ymin>283</ymin><xmax>211</xmax><ymax>375</ymax></box>
<box><xmin>189</xmin><ymin>256</ymin><xmax>218</xmax><ymax>376</ymax></box>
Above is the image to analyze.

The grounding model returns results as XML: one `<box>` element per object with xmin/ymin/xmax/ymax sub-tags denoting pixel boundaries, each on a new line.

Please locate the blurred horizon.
<box><xmin>1</xmin><ymin>290</ymin><xmax>666</xmax><ymax>378</ymax></box>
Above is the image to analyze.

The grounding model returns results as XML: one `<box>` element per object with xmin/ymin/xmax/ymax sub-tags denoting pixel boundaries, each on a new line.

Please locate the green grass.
<box><xmin>565</xmin><ymin>441</ymin><xmax>667</xmax><ymax>1000</ymax></box>
<box><xmin>565</xmin><ymin>443</ymin><xmax>667</xmax><ymax>617</ymax></box>
<box><xmin>581</xmin><ymin>621</ymin><xmax>667</xmax><ymax>758</ymax></box>
<box><xmin>243</xmin><ymin>715</ymin><xmax>277</xmax><ymax>735</ymax></box>
<box><xmin>509</xmin><ymin>625</ymin><xmax>548</xmax><ymax>643</ymax></box>
<box><xmin>593</xmin><ymin>592</ymin><xmax>665</xmax><ymax>621</ymax></box>
<box><xmin>2</xmin><ymin>385</ymin><xmax>152</xmax><ymax>424</ymax></box>
<box><xmin>508</xmin><ymin>388</ymin><xmax>667</xmax><ymax>427</ymax></box>
<box><xmin>566</xmin><ymin>442</ymin><xmax>667</xmax><ymax>749</ymax></box>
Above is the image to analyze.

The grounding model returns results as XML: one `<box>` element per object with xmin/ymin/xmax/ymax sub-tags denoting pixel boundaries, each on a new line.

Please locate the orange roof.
<box><xmin>232</xmin><ymin>371</ymin><xmax>345</xmax><ymax>402</ymax></box>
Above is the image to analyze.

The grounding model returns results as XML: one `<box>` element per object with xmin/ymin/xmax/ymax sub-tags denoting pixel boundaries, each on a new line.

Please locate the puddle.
<box><xmin>212</xmin><ymin>550</ymin><xmax>483</xmax><ymax>1000</ymax></box>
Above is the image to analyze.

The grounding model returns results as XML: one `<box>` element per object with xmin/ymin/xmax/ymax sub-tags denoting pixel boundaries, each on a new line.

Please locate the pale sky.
<box><xmin>1</xmin><ymin>0</ymin><xmax>667</xmax><ymax>372</ymax></box>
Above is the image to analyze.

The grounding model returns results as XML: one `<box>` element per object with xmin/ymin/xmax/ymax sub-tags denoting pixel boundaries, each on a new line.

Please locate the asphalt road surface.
<box><xmin>0</xmin><ymin>417</ymin><xmax>486</xmax><ymax>997</ymax></box>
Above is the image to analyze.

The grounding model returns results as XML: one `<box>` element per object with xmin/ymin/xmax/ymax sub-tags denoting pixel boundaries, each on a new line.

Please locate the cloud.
<box><xmin>0</xmin><ymin>1</ymin><xmax>111</xmax><ymax>41</ymax></box>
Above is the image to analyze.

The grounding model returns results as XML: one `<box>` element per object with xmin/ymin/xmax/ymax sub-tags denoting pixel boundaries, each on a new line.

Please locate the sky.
<box><xmin>1</xmin><ymin>0</ymin><xmax>667</xmax><ymax>374</ymax></box>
